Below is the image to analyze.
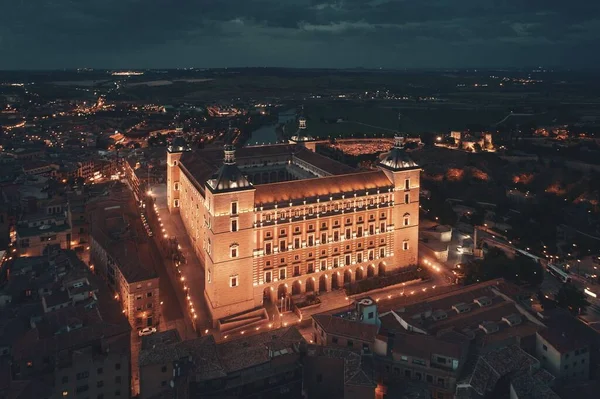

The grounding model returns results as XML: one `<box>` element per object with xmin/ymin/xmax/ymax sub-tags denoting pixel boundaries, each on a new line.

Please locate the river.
<box><xmin>246</xmin><ymin>109</ymin><xmax>296</xmax><ymax>146</ymax></box>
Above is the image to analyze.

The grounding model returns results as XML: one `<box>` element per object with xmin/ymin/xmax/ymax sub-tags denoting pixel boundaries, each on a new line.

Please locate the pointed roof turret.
<box><xmin>206</xmin><ymin>145</ymin><xmax>252</xmax><ymax>193</ymax></box>
<box><xmin>168</xmin><ymin>136</ymin><xmax>190</xmax><ymax>153</ymax></box>
<box><xmin>290</xmin><ymin>105</ymin><xmax>315</xmax><ymax>144</ymax></box>
<box><xmin>378</xmin><ymin>135</ymin><xmax>418</xmax><ymax>171</ymax></box>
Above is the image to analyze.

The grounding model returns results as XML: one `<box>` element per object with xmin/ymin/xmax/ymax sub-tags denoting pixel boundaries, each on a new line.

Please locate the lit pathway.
<box><xmin>151</xmin><ymin>186</ymin><xmax>210</xmax><ymax>338</ymax></box>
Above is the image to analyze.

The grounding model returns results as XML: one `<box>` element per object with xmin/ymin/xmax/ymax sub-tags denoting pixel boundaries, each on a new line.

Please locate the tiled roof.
<box><xmin>254</xmin><ymin>170</ymin><xmax>393</xmax><ymax>204</ymax></box>
<box><xmin>140</xmin><ymin>327</ymin><xmax>305</xmax><ymax>380</ymax></box>
<box><xmin>313</xmin><ymin>314</ymin><xmax>377</xmax><ymax>343</ymax></box>
<box><xmin>307</xmin><ymin>345</ymin><xmax>375</xmax><ymax>387</ymax></box>
<box><xmin>87</xmin><ymin>185</ymin><xmax>158</xmax><ymax>283</ymax></box>
<box><xmin>217</xmin><ymin>326</ymin><xmax>304</xmax><ymax>373</ymax></box>
<box><xmin>461</xmin><ymin>345</ymin><xmax>539</xmax><ymax>396</ymax></box>
<box><xmin>139</xmin><ymin>334</ymin><xmax>226</xmax><ymax>380</ymax></box>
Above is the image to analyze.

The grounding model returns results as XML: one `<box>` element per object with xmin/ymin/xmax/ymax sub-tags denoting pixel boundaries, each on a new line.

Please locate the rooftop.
<box><xmin>537</xmin><ymin>326</ymin><xmax>590</xmax><ymax>353</ymax></box>
<box><xmin>313</xmin><ymin>314</ymin><xmax>378</xmax><ymax>343</ymax></box>
<box><xmin>87</xmin><ymin>184</ymin><xmax>158</xmax><ymax>283</ymax></box>
<box><xmin>139</xmin><ymin>326</ymin><xmax>305</xmax><ymax>380</ymax></box>
<box><xmin>458</xmin><ymin>345</ymin><xmax>539</xmax><ymax>397</ymax></box>
<box><xmin>254</xmin><ymin>170</ymin><xmax>393</xmax><ymax>205</ymax></box>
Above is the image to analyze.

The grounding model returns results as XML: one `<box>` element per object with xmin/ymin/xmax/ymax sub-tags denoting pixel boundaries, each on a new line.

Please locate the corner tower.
<box><xmin>378</xmin><ymin>136</ymin><xmax>421</xmax><ymax>267</ymax></box>
<box><xmin>166</xmin><ymin>137</ymin><xmax>189</xmax><ymax>214</ymax></box>
<box><xmin>203</xmin><ymin>145</ymin><xmax>256</xmax><ymax>322</ymax></box>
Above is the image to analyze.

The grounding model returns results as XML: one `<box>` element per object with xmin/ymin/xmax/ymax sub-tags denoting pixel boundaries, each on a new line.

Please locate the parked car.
<box><xmin>138</xmin><ymin>327</ymin><xmax>157</xmax><ymax>337</ymax></box>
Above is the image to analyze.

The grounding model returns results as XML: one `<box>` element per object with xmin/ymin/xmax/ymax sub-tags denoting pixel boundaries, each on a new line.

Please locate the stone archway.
<box><xmin>292</xmin><ymin>280</ymin><xmax>302</xmax><ymax>295</ymax></box>
<box><xmin>344</xmin><ymin>270</ymin><xmax>352</xmax><ymax>285</ymax></box>
<box><xmin>378</xmin><ymin>262</ymin><xmax>386</xmax><ymax>277</ymax></box>
<box><xmin>319</xmin><ymin>275</ymin><xmax>328</xmax><ymax>293</ymax></box>
<box><xmin>306</xmin><ymin>277</ymin><xmax>315</xmax><ymax>293</ymax></box>
<box><xmin>277</xmin><ymin>284</ymin><xmax>288</xmax><ymax>299</ymax></box>
<box><xmin>263</xmin><ymin>286</ymin><xmax>275</xmax><ymax>303</ymax></box>
<box><xmin>355</xmin><ymin>267</ymin><xmax>364</xmax><ymax>281</ymax></box>
<box><xmin>331</xmin><ymin>272</ymin><xmax>340</xmax><ymax>290</ymax></box>
<box><xmin>367</xmin><ymin>264</ymin><xmax>376</xmax><ymax>278</ymax></box>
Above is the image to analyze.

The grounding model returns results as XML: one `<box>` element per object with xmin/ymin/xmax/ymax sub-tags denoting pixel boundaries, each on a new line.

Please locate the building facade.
<box><xmin>167</xmin><ymin>132</ymin><xmax>420</xmax><ymax>324</ymax></box>
<box><xmin>88</xmin><ymin>185</ymin><xmax>161</xmax><ymax>330</ymax></box>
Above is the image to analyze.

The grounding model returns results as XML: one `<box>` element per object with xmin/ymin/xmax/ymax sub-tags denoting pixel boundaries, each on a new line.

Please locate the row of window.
<box><xmin>260</xmin><ymin>199</ymin><xmax>408</xmax><ymax>224</ymax></box>
<box><xmin>261</xmin><ymin>221</ymin><xmax>405</xmax><ymax>255</ymax></box>
<box><xmin>61</xmin><ymin>365</ymin><xmax>121</xmax><ymax>384</ymax></box>
<box><xmin>229</xmin><ymin>243</ymin><xmax>409</xmax><ymax>287</ymax></box>
<box><xmin>384</xmin><ymin>364</ymin><xmax>446</xmax><ymax>388</ymax></box>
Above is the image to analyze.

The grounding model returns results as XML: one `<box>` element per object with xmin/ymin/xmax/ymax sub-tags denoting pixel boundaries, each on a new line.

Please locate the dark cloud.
<box><xmin>0</xmin><ymin>0</ymin><xmax>599</xmax><ymax>69</ymax></box>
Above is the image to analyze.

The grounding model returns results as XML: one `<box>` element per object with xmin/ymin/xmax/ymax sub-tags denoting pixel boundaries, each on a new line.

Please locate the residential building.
<box><xmin>308</xmin><ymin>280</ymin><xmax>547</xmax><ymax>399</ymax></box>
<box><xmin>0</xmin><ymin>250</ymin><xmax>131</xmax><ymax>399</ymax></box>
<box><xmin>139</xmin><ymin>327</ymin><xmax>306</xmax><ymax>399</ymax></box>
<box><xmin>88</xmin><ymin>184</ymin><xmax>160</xmax><ymax>330</ymax></box>
<box><xmin>15</xmin><ymin>198</ymin><xmax>72</xmax><ymax>257</ymax></box>
<box><xmin>536</xmin><ymin>327</ymin><xmax>590</xmax><ymax>381</ymax></box>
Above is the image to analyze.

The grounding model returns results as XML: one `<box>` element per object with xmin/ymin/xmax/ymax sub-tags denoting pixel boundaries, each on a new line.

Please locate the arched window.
<box><xmin>403</xmin><ymin>213</ymin><xmax>410</xmax><ymax>226</ymax></box>
<box><xmin>230</xmin><ymin>243</ymin><xmax>239</xmax><ymax>258</ymax></box>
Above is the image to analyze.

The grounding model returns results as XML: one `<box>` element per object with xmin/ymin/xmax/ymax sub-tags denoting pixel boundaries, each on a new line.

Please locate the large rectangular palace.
<box><xmin>166</xmin><ymin>124</ymin><xmax>420</xmax><ymax>323</ymax></box>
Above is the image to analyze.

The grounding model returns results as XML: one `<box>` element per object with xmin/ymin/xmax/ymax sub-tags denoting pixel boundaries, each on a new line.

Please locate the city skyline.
<box><xmin>1</xmin><ymin>0</ymin><xmax>600</xmax><ymax>70</ymax></box>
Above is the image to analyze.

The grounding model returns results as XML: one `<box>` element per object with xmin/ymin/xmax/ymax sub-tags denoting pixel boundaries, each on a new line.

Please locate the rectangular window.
<box><xmin>357</xmin><ymin>226</ymin><xmax>363</xmax><ymax>237</ymax></box>
<box><xmin>308</xmin><ymin>262</ymin><xmax>314</xmax><ymax>273</ymax></box>
<box><xmin>320</xmin><ymin>259</ymin><xmax>327</xmax><ymax>271</ymax></box>
<box><xmin>231</xmin><ymin>202</ymin><xmax>238</xmax><ymax>215</ymax></box>
<box><xmin>345</xmin><ymin>228</ymin><xmax>351</xmax><ymax>239</ymax></box>
<box><xmin>345</xmin><ymin>255</ymin><xmax>351</xmax><ymax>265</ymax></box>
<box><xmin>404</xmin><ymin>193</ymin><xmax>410</xmax><ymax>204</ymax></box>
<box><xmin>231</xmin><ymin>219</ymin><xmax>238</xmax><ymax>232</ymax></box>
<box><xmin>265</xmin><ymin>271</ymin><xmax>272</xmax><ymax>283</ymax></box>
<box><xmin>321</xmin><ymin>233</ymin><xmax>327</xmax><ymax>244</ymax></box>
<box><xmin>380</xmin><ymin>248</ymin><xmax>385</xmax><ymax>258</ymax></box>
<box><xmin>279</xmin><ymin>269</ymin><xmax>286</xmax><ymax>280</ymax></box>
<box><xmin>404</xmin><ymin>216</ymin><xmax>410</xmax><ymax>226</ymax></box>
<box><xmin>265</xmin><ymin>242</ymin><xmax>272</xmax><ymax>255</ymax></box>
<box><xmin>380</xmin><ymin>222</ymin><xmax>386</xmax><ymax>232</ymax></box>
<box><xmin>357</xmin><ymin>252</ymin><xmax>363</xmax><ymax>263</ymax></box>
<box><xmin>294</xmin><ymin>238</ymin><xmax>300</xmax><ymax>249</ymax></box>
<box><xmin>333</xmin><ymin>257</ymin><xmax>339</xmax><ymax>267</ymax></box>
<box><xmin>294</xmin><ymin>265</ymin><xmax>300</xmax><ymax>276</ymax></box>
<box><xmin>230</xmin><ymin>246</ymin><xmax>238</xmax><ymax>258</ymax></box>
<box><xmin>403</xmin><ymin>241</ymin><xmax>409</xmax><ymax>251</ymax></box>
<box><xmin>369</xmin><ymin>224</ymin><xmax>375</xmax><ymax>235</ymax></box>
<box><xmin>280</xmin><ymin>240</ymin><xmax>286</xmax><ymax>252</ymax></box>
<box><xmin>230</xmin><ymin>276</ymin><xmax>238</xmax><ymax>287</ymax></box>
<box><xmin>405</xmin><ymin>179</ymin><xmax>410</xmax><ymax>190</ymax></box>
<box><xmin>308</xmin><ymin>235</ymin><xmax>314</xmax><ymax>246</ymax></box>
<box><xmin>368</xmin><ymin>250</ymin><xmax>374</xmax><ymax>261</ymax></box>
<box><xmin>333</xmin><ymin>231</ymin><xmax>339</xmax><ymax>241</ymax></box>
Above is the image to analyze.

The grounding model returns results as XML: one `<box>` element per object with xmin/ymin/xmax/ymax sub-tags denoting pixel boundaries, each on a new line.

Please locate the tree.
<box><xmin>555</xmin><ymin>284</ymin><xmax>590</xmax><ymax>315</ymax></box>
<box><xmin>462</xmin><ymin>248</ymin><xmax>544</xmax><ymax>286</ymax></box>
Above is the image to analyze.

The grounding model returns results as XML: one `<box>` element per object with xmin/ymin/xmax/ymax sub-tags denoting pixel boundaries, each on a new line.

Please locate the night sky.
<box><xmin>1</xmin><ymin>0</ymin><xmax>599</xmax><ymax>70</ymax></box>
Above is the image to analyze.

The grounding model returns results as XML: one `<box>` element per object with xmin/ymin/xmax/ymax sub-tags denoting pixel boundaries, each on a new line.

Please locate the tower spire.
<box><xmin>223</xmin><ymin>144</ymin><xmax>236</xmax><ymax>165</ymax></box>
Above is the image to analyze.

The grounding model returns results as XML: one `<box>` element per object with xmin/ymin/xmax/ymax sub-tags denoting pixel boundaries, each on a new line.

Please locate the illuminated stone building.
<box><xmin>167</xmin><ymin>131</ymin><xmax>420</xmax><ymax>324</ymax></box>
